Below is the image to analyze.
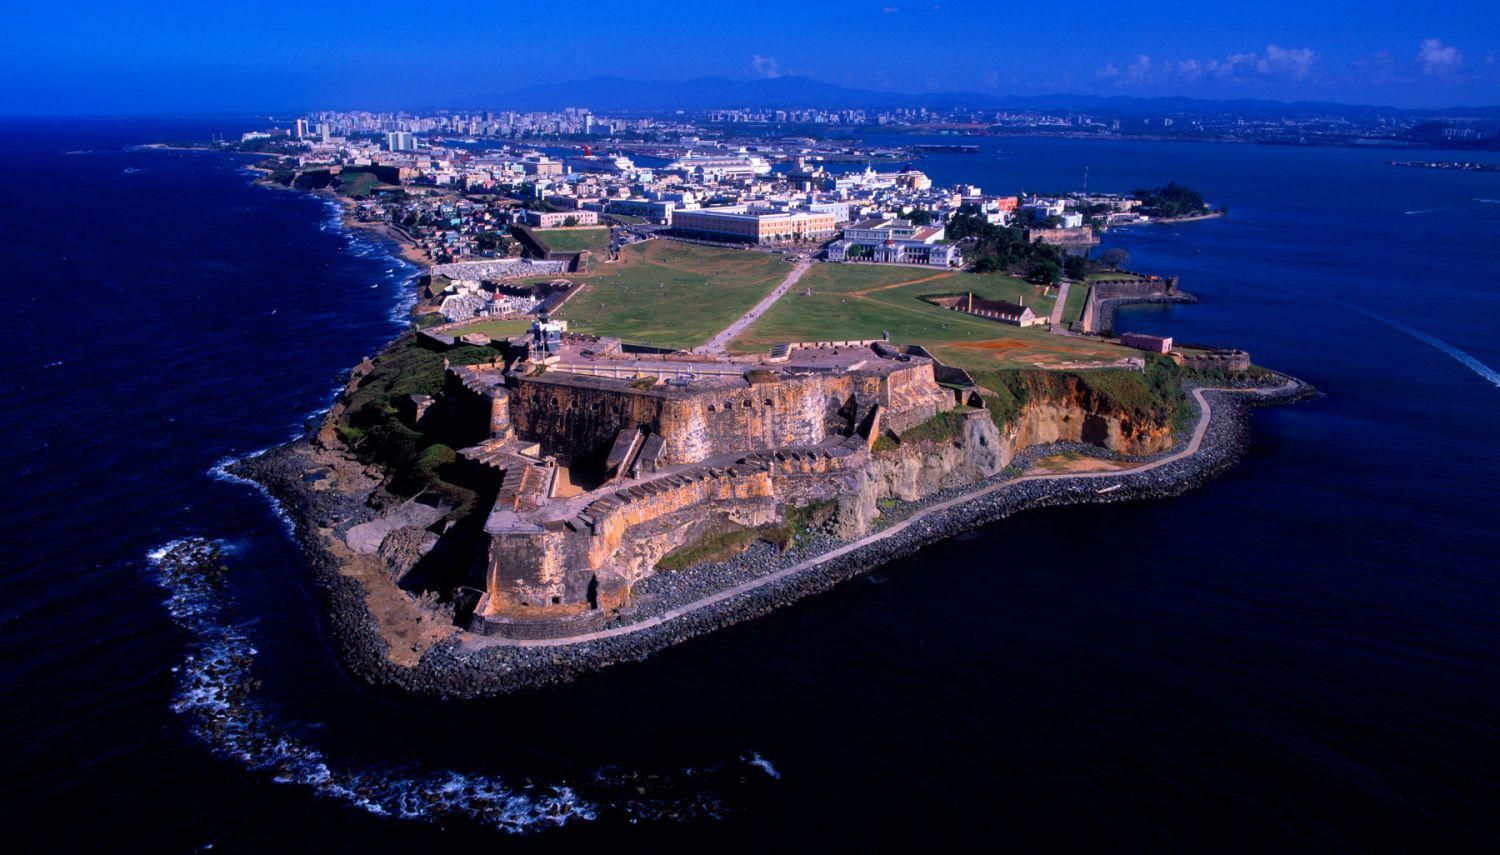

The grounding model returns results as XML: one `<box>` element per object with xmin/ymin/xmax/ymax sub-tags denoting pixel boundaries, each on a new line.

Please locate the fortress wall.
<box><xmin>486</xmin><ymin>465</ymin><xmax>779</xmax><ymax>611</ymax></box>
<box><xmin>763</xmin><ymin>454</ymin><xmax>864</xmax><ymax>508</ymax></box>
<box><xmin>581</xmin><ymin>466</ymin><xmax>777</xmax><ymax>573</ymax></box>
<box><xmin>467</xmin><ymin>359</ymin><xmax>947</xmax><ymax>466</ymax></box>
<box><xmin>485</xmin><ymin>449</ymin><xmax>871</xmax><ymax>615</ymax></box>
<box><xmin>880</xmin><ymin>361</ymin><xmax>948</xmax><ymax>433</ymax></box>
<box><xmin>1079</xmin><ymin>277</ymin><xmax>1181</xmax><ymax>334</ymax></box>
<box><xmin>478</xmin><ymin>357</ymin><xmax>958</xmax><ymax>615</ymax></box>
<box><xmin>507</xmin><ymin>379</ymin><xmax>666</xmax><ymax>464</ymax></box>
<box><xmin>486</xmin><ymin>527</ymin><xmax>591</xmax><ymax>610</ymax></box>
<box><xmin>656</xmin><ymin>374</ymin><xmax>831</xmax><ymax>465</ymax></box>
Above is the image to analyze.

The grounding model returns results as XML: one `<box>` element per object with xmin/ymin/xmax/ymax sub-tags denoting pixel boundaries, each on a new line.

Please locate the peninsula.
<box><xmin>220</xmin><ymin>114</ymin><xmax>1311</xmax><ymax>697</ymax></box>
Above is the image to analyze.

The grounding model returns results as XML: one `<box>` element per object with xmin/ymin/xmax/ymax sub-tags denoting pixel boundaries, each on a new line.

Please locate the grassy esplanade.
<box><xmin>535</xmin><ymin>226</ymin><xmax>611</xmax><ymax>256</ymax></box>
<box><xmin>444</xmin><ymin>318</ymin><xmax>534</xmax><ymax>339</ymax></box>
<box><xmin>554</xmin><ymin>241</ymin><xmax>786</xmax><ymax>350</ymax></box>
<box><xmin>729</xmin><ymin>263</ymin><xmax>1125</xmax><ymax>369</ymax></box>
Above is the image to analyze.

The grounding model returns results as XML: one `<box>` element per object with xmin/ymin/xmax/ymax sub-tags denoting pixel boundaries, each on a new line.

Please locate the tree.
<box><xmin>1027</xmin><ymin>257</ymin><xmax>1062</xmax><ymax>285</ymax></box>
<box><xmin>1131</xmin><ymin>181</ymin><xmax>1208</xmax><ymax>218</ymax></box>
<box><xmin>475</xmin><ymin>230</ymin><xmax>510</xmax><ymax>253</ymax></box>
<box><xmin>1063</xmin><ymin>255</ymin><xmax>1088</xmax><ymax>280</ymax></box>
<box><xmin>563</xmin><ymin>215</ymin><xmax>578</xmax><ymax>227</ymax></box>
<box><xmin>1099</xmin><ymin>247</ymin><xmax>1130</xmax><ymax>269</ymax></box>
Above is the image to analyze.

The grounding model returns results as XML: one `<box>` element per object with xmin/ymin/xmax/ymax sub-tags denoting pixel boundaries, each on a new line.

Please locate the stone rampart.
<box><xmin>485</xmin><ymin>462</ymin><xmax>781</xmax><ymax>612</ymax></box>
<box><xmin>498</xmin><ymin>362</ymin><xmax>942</xmax><ymax>467</ymax></box>
<box><xmin>444</xmin><ymin>364</ymin><xmax>510</xmax><ymax>446</ymax></box>
<box><xmin>1079</xmin><ymin>276</ymin><xmax>1190</xmax><ymax>334</ymax></box>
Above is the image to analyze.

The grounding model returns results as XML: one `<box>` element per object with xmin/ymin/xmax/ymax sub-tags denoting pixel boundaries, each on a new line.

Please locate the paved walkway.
<box><xmin>1049</xmin><ymin>279</ymin><xmax>1072</xmax><ymax>331</ymax></box>
<box><xmin>696</xmin><ymin>259</ymin><xmax>811</xmax><ymax>354</ymax></box>
<box><xmin>462</xmin><ymin>382</ymin><xmax>1292</xmax><ymax>650</ymax></box>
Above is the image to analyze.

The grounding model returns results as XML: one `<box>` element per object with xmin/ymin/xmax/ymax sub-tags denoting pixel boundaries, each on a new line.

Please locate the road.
<box><xmin>1049</xmin><ymin>279</ymin><xmax>1072</xmax><ymax>331</ymax></box>
<box><xmin>695</xmin><ymin>258</ymin><xmax>811</xmax><ymax>354</ymax></box>
<box><xmin>462</xmin><ymin>382</ymin><xmax>1294</xmax><ymax>650</ymax></box>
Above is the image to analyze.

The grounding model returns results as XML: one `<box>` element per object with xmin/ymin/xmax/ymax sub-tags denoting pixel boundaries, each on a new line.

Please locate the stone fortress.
<box><xmin>440</xmin><ymin>319</ymin><xmax>964</xmax><ymax>637</ymax></box>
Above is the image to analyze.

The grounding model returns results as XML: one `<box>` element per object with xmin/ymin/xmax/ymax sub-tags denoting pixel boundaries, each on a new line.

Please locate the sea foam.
<box><xmin>146</xmin><ymin>537</ymin><xmax>766</xmax><ymax>833</ymax></box>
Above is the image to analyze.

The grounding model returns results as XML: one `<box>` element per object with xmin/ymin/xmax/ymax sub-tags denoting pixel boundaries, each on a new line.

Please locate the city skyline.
<box><xmin>3</xmin><ymin>1</ymin><xmax>1498</xmax><ymax>114</ymax></box>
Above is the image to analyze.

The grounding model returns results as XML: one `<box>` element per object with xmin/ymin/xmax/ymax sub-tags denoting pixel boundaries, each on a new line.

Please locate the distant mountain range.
<box><xmin>496</xmin><ymin>75</ymin><xmax>1500</xmax><ymax>119</ymax></box>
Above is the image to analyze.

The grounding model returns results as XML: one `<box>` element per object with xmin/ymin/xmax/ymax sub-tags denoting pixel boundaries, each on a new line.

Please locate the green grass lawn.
<box><xmin>554</xmin><ymin>241</ymin><xmax>786</xmax><ymax>349</ymax></box>
<box><xmin>536</xmin><ymin>226</ymin><xmax>611</xmax><ymax>256</ymax></box>
<box><xmin>443</xmin><ymin>318</ymin><xmax>535</xmax><ymax>339</ymax></box>
<box><xmin>727</xmin><ymin>262</ymin><xmax>1121</xmax><ymax>368</ymax></box>
<box><xmin>952</xmin><ymin>271</ymin><xmax>1057</xmax><ymax>315</ymax></box>
<box><xmin>336</xmin><ymin>170</ymin><xmax>388</xmax><ymax>198</ymax></box>
<box><xmin>794</xmin><ymin>263</ymin><xmax>951</xmax><ymax>296</ymax></box>
<box><xmin>1060</xmin><ymin>277</ymin><xmax>1091</xmax><ymax>325</ymax></box>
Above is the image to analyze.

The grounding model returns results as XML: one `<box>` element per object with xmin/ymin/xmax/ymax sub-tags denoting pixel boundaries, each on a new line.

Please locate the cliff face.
<box><xmin>839</xmin><ymin>411</ymin><xmax>1002</xmax><ymax>536</ymax></box>
<box><xmin>1006</xmin><ymin>375</ymin><xmax>1175</xmax><ymax>458</ymax></box>
<box><xmin>836</xmin><ymin>374</ymin><xmax>1175</xmax><ymax>537</ymax></box>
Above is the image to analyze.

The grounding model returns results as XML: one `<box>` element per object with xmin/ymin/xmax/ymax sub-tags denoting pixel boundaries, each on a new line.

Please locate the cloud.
<box><xmin>1416</xmin><ymin>38</ymin><xmax>1462</xmax><ymax>75</ymax></box>
<box><xmin>1260</xmin><ymin>45</ymin><xmax>1316</xmax><ymax>78</ymax></box>
<box><xmin>1099</xmin><ymin>45</ymin><xmax>1317</xmax><ymax>87</ymax></box>
<box><xmin>1174</xmin><ymin>59</ymin><xmax>1203</xmax><ymax>80</ymax></box>
<box><xmin>750</xmin><ymin>54</ymin><xmax>781</xmax><ymax>78</ymax></box>
<box><xmin>882</xmin><ymin>5</ymin><xmax>900</xmax><ymax>12</ymax></box>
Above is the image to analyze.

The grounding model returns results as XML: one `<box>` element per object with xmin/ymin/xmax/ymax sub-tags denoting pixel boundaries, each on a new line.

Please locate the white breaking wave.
<box><xmin>745</xmin><ymin>752</ymin><xmax>781</xmax><ymax>780</ymax></box>
<box><xmin>207</xmin><ymin>452</ymin><xmax>297</xmax><ymax>537</ymax></box>
<box><xmin>147</xmin><ymin>537</ymin><xmax>762</xmax><ymax>834</ymax></box>
<box><xmin>1338</xmin><ymin>302</ymin><xmax>1500</xmax><ymax>388</ymax></box>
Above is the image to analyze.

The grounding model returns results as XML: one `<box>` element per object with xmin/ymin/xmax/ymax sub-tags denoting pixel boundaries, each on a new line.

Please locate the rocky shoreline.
<box><xmin>230</xmin><ymin>378</ymin><xmax>1315</xmax><ymax>700</ymax></box>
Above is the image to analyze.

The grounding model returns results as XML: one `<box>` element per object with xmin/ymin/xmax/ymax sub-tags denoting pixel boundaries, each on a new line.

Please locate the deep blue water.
<box><xmin>2</xmin><ymin>120</ymin><xmax>1498</xmax><ymax>850</ymax></box>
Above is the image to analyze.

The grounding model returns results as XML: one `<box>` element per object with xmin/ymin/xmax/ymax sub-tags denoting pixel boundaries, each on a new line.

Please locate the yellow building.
<box><xmin>672</xmin><ymin>206</ymin><xmax>838</xmax><ymax>244</ymax></box>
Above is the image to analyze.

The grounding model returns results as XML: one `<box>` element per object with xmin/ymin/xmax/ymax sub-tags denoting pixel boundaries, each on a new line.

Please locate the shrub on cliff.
<box><xmin>656</xmin><ymin>526</ymin><xmax>759</xmax><ymax>571</ymax></box>
<box><xmin>970</xmin><ymin>363</ymin><xmax>1189</xmax><ymax>434</ymax></box>
<box><xmin>968</xmin><ymin>369</ymin><xmax>1037</xmax><ymax>430</ymax></box>
<box><xmin>1077</xmin><ymin>357</ymin><xmax>1188</xmax><ymax>426</ymax></box>
<box><xmin>335</xmin><ymin>335</ymin><xmax>499</xmax><ymax>517</ymax></box>
<box><xmin>899</xmin><ymin>410</ymin><xmax>970</xmax><ymax>445</ymax></box>
<box><xmin>762</xmin><ymin>500</ymin><xmax>839</xmax><ymax>549</ymax></box>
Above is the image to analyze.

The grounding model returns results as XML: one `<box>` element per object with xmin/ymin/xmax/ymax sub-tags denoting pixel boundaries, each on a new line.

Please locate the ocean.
<box><xmin>2</xmin><ymin>119</ymin><xmax>1497</xmax><ymax>850</ymax></box>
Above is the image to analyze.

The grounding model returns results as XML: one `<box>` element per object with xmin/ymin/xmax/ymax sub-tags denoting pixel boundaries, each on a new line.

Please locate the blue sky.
<box><xmin>3</xmin><ymin>0</ymin><xmax>1497</xmax><ymax>113</ymax></box>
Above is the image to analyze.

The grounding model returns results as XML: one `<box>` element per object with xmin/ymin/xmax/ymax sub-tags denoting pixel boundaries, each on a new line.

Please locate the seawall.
<box><xmin>1079</xmin><ymin>276</ymin><xmax>1198</xmax><ymax>334</ymax></box>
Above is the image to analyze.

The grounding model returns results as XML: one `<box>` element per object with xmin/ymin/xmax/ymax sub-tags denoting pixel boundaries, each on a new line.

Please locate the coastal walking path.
<box><xmin>695</xmin><ymin>259</ymin><xmax>812</xmax><ymax>354</ymax></box>
<box><xmin>1049</xmin><ymin>280</ymin><xmax>1072</xmax><ymax>331</ymax></box>
<box><xmin>461</xmin><ymin>381</ymin><xmax>1293</xmax><ymax>651</ymax></box>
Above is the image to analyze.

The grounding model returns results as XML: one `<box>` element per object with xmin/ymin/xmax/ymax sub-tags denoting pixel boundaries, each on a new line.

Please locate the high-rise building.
<box><xmin>384</xmin><ymin>131</ymin><xmax>416</xmax><ymax>151</ymax></box>
<box><xmin>293</xmin><ymin>118</ymin><xmax>309</xmax><ymax>139</ymax></box>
